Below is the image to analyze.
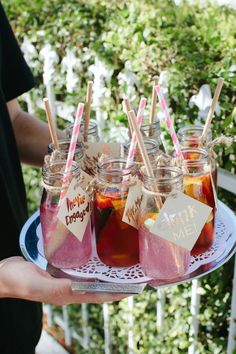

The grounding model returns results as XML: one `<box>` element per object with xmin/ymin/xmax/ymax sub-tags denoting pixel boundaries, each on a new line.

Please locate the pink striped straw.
<box><xmin>59</xmin><ymin>102</ymin><xmax>84</xmax><ymax>203</ymax></box>
<box><xmin>155</xmin><ymin>85</ymin><xmax>184</xmax><ymax>160</ymax></box>
<box><xmin>125</xmin><ymin>97</ymin><xmax>147</xmax><ymax>169</ymax></box>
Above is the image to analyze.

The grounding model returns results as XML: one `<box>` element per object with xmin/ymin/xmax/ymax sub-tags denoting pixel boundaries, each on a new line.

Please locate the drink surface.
<box><xmin>94</xmin><ymin>190</ymin><xmax>139</xmax><ymax>267</ymax></box>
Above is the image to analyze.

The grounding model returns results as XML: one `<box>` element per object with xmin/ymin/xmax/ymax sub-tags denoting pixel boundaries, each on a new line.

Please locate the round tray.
<box><xmin>20</xmin><ymin>201</ymin><xmax>236</xmax><ymax>289</ymax></box>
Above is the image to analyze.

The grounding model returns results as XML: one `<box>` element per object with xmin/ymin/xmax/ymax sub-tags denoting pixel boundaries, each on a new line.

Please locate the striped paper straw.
<box><xmin>155</xmin><ymin>85</ymin><xmax>184</xmax><ymax>160</ymax></box>
<box><xmin>59</xmin><ymin>102</ymin><xmax>84</xmax><ymax>203</ymax></box>
<box><xmin>125</xmin><ymin>97</ymin><xmax>147</xmax><ymax>169</ymax></box>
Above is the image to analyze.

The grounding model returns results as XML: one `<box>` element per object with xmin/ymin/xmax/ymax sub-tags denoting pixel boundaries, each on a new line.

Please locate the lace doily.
<box><xmin>36</xmin><ymin>211</ymin><xmax>233</xmax><ymax>284</ymax></box>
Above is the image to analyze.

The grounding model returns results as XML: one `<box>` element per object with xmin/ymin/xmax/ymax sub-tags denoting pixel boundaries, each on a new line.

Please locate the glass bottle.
<box><xmin>48</xmin><ymin>139</ymin><xmax>84</xmax><ymax>166</ymax></box>
<box><xmin>65</xmin><ymin>120</ymin><xmax>99</xmax><ymax>143</ymax></box>
<box><xmin>181</xmin><ymin>147</ymin><xmax>216</xmax><ymax>255</ymax></box>
<box><xmin>40</xmin><ymin>160</ymin><xmax>92</xmax><ymax>268</ymax></box>
<box><xmin>140</xmin><ymin>117</ymin><xmax>163</xmax><ymax>149</ymax></box>
<box><xmin>93</xmin><ymin>157</ymin><xmax>139</xmax><ymax>267</ymax></box>
<box><xmin>138</xmin><ymin>166</ymin><xmax>190</xmax><ymax>279</ymax></box>
<box><xmin>177</xmin><ymin>124</ymin><xmax>217</xmax><ymax>187</ymax></box>
<box><xmin>124</xmin><ymin>138</ymin><xmax>160</xmax><ymax>175</ymax></box>
<box><xmin>128</xmin><ymin>116</ymin><xmax>163</xmax><ymax>150</ymax></box>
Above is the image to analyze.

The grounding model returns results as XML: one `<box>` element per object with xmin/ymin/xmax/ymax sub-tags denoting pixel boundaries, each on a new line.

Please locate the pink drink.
<box><xmin>139</xmin><ymin>223</ymin><xmax>190</xmax><ymax>279</ymax></box>
<box><xmin>40</xmin><ymin>203</ymin><xmax>92</xmax><ymax>268</ymax></box>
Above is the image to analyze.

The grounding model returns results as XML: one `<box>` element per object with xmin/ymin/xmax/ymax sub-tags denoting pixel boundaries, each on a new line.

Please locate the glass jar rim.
<box><xmin>98</xmin><ymin>157</ymin><xmax>135</xmax><ymax>177</ymax></box>
<box><xmin>178</xmin><ymin>124</ymin><xmax>212</xmax><ymax>140</ymax></box>
<box><xmin>142</xmin><ymin>166</ymin><xmax>183</xmax><ymax>185</ymax></box>
<box><xmin>67</xmin><ymin>120</ymin><xmax>97</xmax><ymax>133</ymax></box>
<box><xmin>42</xmin><ymin>159</ymin><xmax>80</xmax><ymax>179</ymax></box>
<box><xmin>141</xmin><ymin>117</ymin><xmax>160</xmax><ymax>129</ymax></box>
<box><xmin>181</xmin><ymin>147</ymin><xmax>209</xmax><ymax>165</ymax></box>
<box><xmin>49</xmin><ymin>139</ymin><xmax>84</xmax><ymax>151</ymax></box>
<box><xmin>124</xmin><ymin>138</ymin><xmax>160</xmax><ymax>153</ymax></box>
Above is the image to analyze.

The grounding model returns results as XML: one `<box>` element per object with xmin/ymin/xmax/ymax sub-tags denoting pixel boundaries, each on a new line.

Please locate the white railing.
<box><xmin>21</xmin><ymin>42</ymin><xmax>236</xmax><ymax>354</ymax></box>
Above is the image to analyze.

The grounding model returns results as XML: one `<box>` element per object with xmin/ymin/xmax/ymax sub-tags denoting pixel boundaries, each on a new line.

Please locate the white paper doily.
<box><xmin>36</xmin><ymin>211</ymin><xmax>233</xmax><ymax>284</ymax></box>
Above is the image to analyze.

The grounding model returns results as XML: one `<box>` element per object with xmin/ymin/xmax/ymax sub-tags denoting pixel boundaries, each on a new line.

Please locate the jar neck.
<box><xmin>98</xmin><ymin>158</ymin><xmax>135</xmax><ymax>184</ymax></box>
<box><xmin>66</xmin><ymin>121</ymin><xmax>99</xmax><ymax>142</ymax></box>
<box><xmin>48</xmin><ymin>139</ymin><xmax>84</xmax><ymax>161</ymax></box>
<box><xmin>140</xmin><ymin>118</ymin><xmax>161</xmax><ymax>138</ymax></box>
<box><xmin>143</xmin><ymin>167</ymin><xmax>183</xmax><ymax>195</ymax></box>
<box><xmin>42</xmin><ymin>160</ymin><xmax>80</xmax><ymax>188</ymax></box>
<box><xmin>181</xmin><ymin>147</ymin><xmax>210</xmax><ymax>174</ymax></box>
<box><xmin>178</xmin><ymin>124</ymin><xmax>212</xmax><ymax>146</ymax></box>
<box><xmin>124</xmin><ymin>138</ymin><xmax>159</xmax><ymax>158</ymax></box>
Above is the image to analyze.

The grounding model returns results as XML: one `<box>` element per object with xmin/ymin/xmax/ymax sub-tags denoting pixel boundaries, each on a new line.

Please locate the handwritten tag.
<box><xmin>57</xmin><ymin>177</ymin><xmax>92</xmax><ymax>241</ymax></box>
<box><xmin>122</xmin><ymin>180</ymin><xmax>143</xmax><ymax>229</ymax></box>
<box><xmin>150</xmin><ymin>192</ymin><xmax>212</xmax><ymax>251</ymax></box>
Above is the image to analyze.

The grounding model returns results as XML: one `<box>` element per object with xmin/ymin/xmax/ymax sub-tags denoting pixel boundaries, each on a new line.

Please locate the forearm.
<box><xmin>7</xmin><ymin>99</ymin><xmax>64</xmax><ymax>168</ymax></box>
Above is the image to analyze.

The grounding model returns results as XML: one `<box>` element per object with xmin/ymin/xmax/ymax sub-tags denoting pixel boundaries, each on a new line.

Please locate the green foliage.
<box><xmin>3</xmin><ymin>0</ymin><xmax>236</xmax><ymax>353</ymax></box>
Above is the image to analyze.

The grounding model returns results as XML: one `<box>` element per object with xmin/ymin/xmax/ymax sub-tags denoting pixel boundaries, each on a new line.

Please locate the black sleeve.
<box><xmin>0</xmin><ymin>4</ymin><xmax>35</xmax><ymax>101</ymax></box>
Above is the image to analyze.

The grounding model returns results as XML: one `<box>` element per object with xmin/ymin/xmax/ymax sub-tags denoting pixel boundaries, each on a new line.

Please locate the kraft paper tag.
<box><xmin>150</xmin><ymin>192</ymin><xmax>212</xmax><ymax>251</ymax></box>
<box><xmin>57</xmin><ymin>177</ymin><xmax>92</xmax><ymax>241</ymax></box>
<box><xmin>83</xmin><ymin>142</ymin><xmax>124</xmax><ymax>176</ymax></box>
<box><xmin>122</xmin><ymin>180</ymin><xmax>143</xmax><ymax>229</ymax></box>
<box><xmin>78</xmin><ymin>170</ymin><xmax>94</xmax><ymax>192</ymax></box>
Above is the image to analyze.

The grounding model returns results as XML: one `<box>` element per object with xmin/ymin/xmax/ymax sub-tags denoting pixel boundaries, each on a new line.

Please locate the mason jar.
<box><xmin>177</xmin><ymin>124</ymin><xmax>217</xmax><ymax>187</ymax></box>
<box><xmin>65</xmin><ymin>120</ymin><xmax>99</xmax><ymax>143</ymax></box>
<box><xmin>123</xmin><ymin>138</ymin><xmax>160</xmax><ymax>176</ymax></box>
<box><xmin>48</xmin><ymin>139</ymin><xmax>84</xmax><ymax>166</ymax></box>
<box><xmin>181</xmin><ymin>147</ymin><xmax>216</xmax><ymax>255</ymax></box>
<box><xmin>138</xmin><ymin>166</ymin><xmax>190</xmax><ymax>279</ymax></box>
<box><xmin>40</xmin><ymin>160</ymin><xmax>92</xmax><ymax>268</ymax></box>
<box><xmin>128</xmin><ymin>116</ymin><xmax>163</xmax><ymax>150</ymax></box>
<box><xmin>93</xmin><ymin>157</ymin><xmax>139</xmax><ymax>267</ymax></box>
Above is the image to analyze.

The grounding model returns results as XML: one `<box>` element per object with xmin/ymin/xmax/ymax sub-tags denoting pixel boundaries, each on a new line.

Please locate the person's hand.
<box><xmin>0</xmin><ymin>257</ymin><xmax>128</xmax><ymax>305</ymax></box>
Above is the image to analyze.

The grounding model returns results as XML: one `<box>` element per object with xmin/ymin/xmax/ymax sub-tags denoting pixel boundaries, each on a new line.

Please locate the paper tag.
<box><xmin>57</xmin><ymin>177</ymin><xmax>92</xmax><ymax>241</ymax></box>
<box><xmin>78</xmin><ymin>170</ymin><xmax>94</xmax><ymax>192</ymax></box>
<box><xmin>122</xmin><ymin>180</ymin><xmax>143</xmax><ymax>229</ymax></box>
<box><xmin>83</xmin><ymin>142</ymin><xmax>123</xmax><ymax>176</ymax></box>
<box><xmin>150</xmin><ymin>192</ymin><xmax>212</xmax><ymax>251</ymax></box>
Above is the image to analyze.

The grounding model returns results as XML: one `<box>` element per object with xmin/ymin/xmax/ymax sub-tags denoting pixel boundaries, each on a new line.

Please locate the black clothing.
<box><xmin>0</xmin><ymin>4</ymin><xmax>42</xmax><ymax>354</ymax></box>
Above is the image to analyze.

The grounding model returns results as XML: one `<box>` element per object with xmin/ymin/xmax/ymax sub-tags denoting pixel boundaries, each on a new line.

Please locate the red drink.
<box><xmin>94</xmin><ymin>191</ymin><xmax>139</xmax><ymax>267</ymax></box>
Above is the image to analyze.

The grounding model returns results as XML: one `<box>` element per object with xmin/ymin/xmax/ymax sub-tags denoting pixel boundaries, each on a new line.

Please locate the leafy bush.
<box><xmin>3</xmin><ymin>0</ymin><xmax>236</xmax><ymax>353</ymax></box>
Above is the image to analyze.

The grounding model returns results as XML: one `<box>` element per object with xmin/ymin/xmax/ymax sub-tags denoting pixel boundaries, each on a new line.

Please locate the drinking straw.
<box><xmin>43</xmin><ymin>97</ymin><xmax>59</xmax><ymax>150</ymax></box>
<box><xmin>128</xmin><ymin>110</ymin><xmax>162</xmax><ymax>210</ymax></box>
<box><xmin>155</xmin><ymin>85</ymin><xmax>184</xmax><ymax>160</ymax></box>
<box><xmin>201</xmin><ymin>78</ymin><xmax>224</xmax><ymax>142</ymax></box>
<box><xmin>123</xmin><ymin>98</ymin><xmax>133</xmax><ymax>134</ymax></box>
<box><xmin>84</xmin><ymin>81</ymin><xmax>93</xmax><ymax>142</ymax></box>
<box><xmin>149</xmin><ymin>76</ymin><xmax>159</xmax><ymax>125</ymax></box>
<box><xmin>125</xmin><ymin>97</ymin><xmax>147</xmax><ymax>169</ymax></box>
<box><xmin>44</xmin><ymin>103</ymin><xmax>84</xmax><ymax>260</ymax></box>
<box><xmin>59</xmin><ymin>102</ymin><xmax>84</xmax><ymax>204</ymax></box>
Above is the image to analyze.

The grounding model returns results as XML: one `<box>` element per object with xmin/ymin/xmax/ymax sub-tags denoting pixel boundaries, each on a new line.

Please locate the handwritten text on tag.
<box><xmin>122</xmin><ymin>180</ymin><xmax>143</xmax><ymax>229</ymax></box>
<box><xmin>58</xmin><ymin>177</ymin><xmax>92</xmax><ymax>241</ymax></box>
<box><xmin>150</xmin><ymin>192</ymin><xmax>213</xmax><ymax>251</ymax></box>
